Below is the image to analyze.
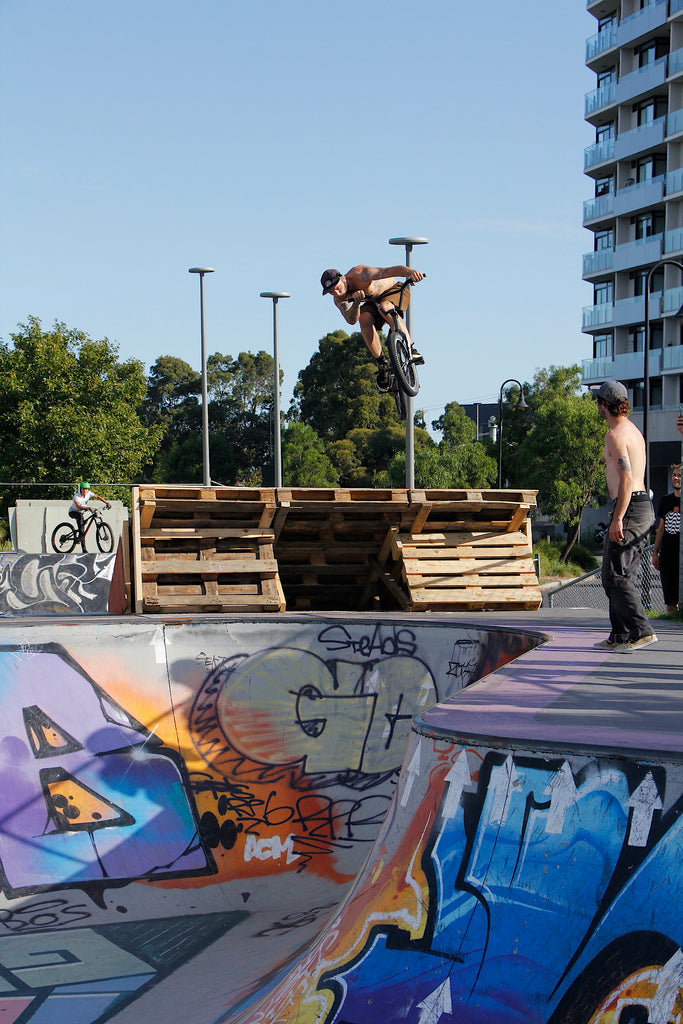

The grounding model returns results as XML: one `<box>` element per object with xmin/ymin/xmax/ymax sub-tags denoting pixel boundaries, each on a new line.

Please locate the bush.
<box><xmin>533</xmin><ymin>538</ymin><xmax>599</xmax><ymax>580</ymax></box>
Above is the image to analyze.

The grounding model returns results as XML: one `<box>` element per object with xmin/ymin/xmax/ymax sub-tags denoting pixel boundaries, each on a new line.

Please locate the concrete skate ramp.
<box><xmin>1</xmin><ymin>614</ymin><xmax>682</xmax><ymax>1024</ymax></box>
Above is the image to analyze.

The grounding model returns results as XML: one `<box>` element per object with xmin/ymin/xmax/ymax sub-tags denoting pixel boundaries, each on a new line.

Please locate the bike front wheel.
<box><xmin>51</xmin><ymin>522</ymin><xmax>78</xmax><ymax>554</ymax></box>
<box><xmin>387</xmin><ymin>331</ymin><xmax>419</xmax><ymax>398</ymax></box>
<box><xmin>96</xmin><ymin>522</ymin><xmax>114</xmax><ymax>554</ymax></box>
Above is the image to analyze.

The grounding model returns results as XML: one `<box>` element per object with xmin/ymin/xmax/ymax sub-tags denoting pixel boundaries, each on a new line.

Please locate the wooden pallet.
<box><xmin>131</xmin><ymin>486</ymin><xmax>285</xmax><ymax>613</ymax></box>
<box><xmin>130</xmin><ymin>486</ymin><xmax>540</xmax><ymax>614</ymax></box>
<box><xmin>390</xmin><ymin>530</ymin><xmax>541</xmax><ymax>611</ymax></box>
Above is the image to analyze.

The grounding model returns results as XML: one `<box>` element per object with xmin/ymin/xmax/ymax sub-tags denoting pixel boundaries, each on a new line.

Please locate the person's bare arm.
<box><xmin>334</xmin><ymin>295</ymin><xmax>361</xmax><ymax>325</ymax></box>
<box><xmin>607</xmin><ymin>433</ymin><xmax>635</xmax><ymax>542</ymax></box>
<box><xmin>368</xmin><ymin>265</ymin><xmax>424</xmax><ymax>284</ymax></box>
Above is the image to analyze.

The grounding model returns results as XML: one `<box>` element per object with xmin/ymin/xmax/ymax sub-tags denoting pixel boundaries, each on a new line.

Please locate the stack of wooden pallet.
<box><xmin>388</xmin><ymin>489</ymin><xmax>541</xmax><ymax>611</ymax></box>
<box><xmin>129</xmin><ymin>486</ymin><xmax>540</xmax><ymax>614</ymax></box>
<box><xmin>274</xmin><ymin>488</ymin><xmax>411</xmax><ymax>611</ymax></box>
<box><xmin>131</xmin><ymin>486</ymin><xmax>285</xmax><ymax>614</ymax></box>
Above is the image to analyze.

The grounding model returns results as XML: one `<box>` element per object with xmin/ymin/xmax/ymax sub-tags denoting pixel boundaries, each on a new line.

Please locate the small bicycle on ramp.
<box><xmin>363</xmin><ymin>277</ymin><xmax>423</xmax><ymax>421</ymax></box>
<box><xmin>51</xmin><ymin>504</ymin><xmax>114</xmax><ymax>554</ymax></box>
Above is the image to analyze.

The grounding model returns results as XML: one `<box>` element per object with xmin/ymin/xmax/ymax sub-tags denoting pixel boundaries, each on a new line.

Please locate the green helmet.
<box><xmin>80</xmin><ymin>481</ymin><xmax>90</xmax><ymax>489</ymax></box>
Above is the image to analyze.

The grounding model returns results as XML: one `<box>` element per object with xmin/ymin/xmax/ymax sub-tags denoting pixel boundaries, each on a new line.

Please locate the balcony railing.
<box><xmin>583</xmin><ymin>249</ymin><xmax>614</xmax><ymax>276</ymax></box>
<box><xmin>582</xmin><ymin>303</ymin><xmax>613</xmax><ymax>330</ymax></box>
<box><xmin>583</xmin><ymin>192</ymin><xmax>614</xmax><ymax>223</ymax></box>
<box><xmin>585</xmin><ymin>81</ymin><xmax>616</xmax><ymax>116</ymax></box>
<box><xmin>584</xmin><ymin>138</ymin><xmax>615</xmax><ymax>170</ymax></box>
<box><xmin>586</xmin><ymin>25</ymin><xmax>617</xmax><ymax>62</ymax></box>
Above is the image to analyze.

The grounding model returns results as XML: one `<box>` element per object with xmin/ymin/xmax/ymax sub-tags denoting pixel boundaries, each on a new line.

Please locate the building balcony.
<box><xmin>585</xmin><ymin>137</ymin><xmax>615</xmax><ymax>170</ymax></box>
<box><xmin>612</xmin><ymin>295</ymin><xmax>646</xmax><ymax>328</ymax></box>
<box><xmin>613</xmin><ymin>234</ymin><xmax>663</xmax><ymax>272</ymax></box>
<box><xmin>583</xmin><ymin>248</ymin><xmax>614</xmax><ymax>278</ymax></box>
<box><xmin>583</xmin><ymin>191</ymin><xmax>615</xmax><ymax>225</ymax></box>
<box><xmin>667</xmin><ymin>108</ymin><xmax>683</xmax><ymax>139</ymax></box>
<box><xmin>663</xmin><ymin>344</ymin><xmax>683</xmax><ymax>372</ymax></box>
<box><xmin>616</xmin><ymin>0</ymin><xmax>667</xmax><ymax>50</ymax></box>
<box><xmin>582</xmin><ymin>302</ymin><xmax>613</xmax><ymax>330</ymax></box>
<box><xmin>585</xmin><ymin>81</ymin><xmax>616</xmax><ymax>117</ymax></box>
<box><xmin>614</xmin><ymin>177</ymin><xmax>664</xmax><ymax>217</ymax></box>
<box><xmin>664</xmin><ymin>228</ymin><xmax>683</xmax><ymax>255</ymax></box>
<box><xmin>666</xmin><ymin>168</ymin><xmax>683</xmax><ymax>196</ymax></box>
<box><xmin>614</xmin><ymin>118</ymin><xmax>666</xmax><ymax>162</ymax></box>
<box><xmin>670</xmin><ymin>47</ymin><xmax>683</xmax><ymax>78</ymax></box>
<box><xmin>615</xmin><ymin>57</ymin><xmax>667</xmax><ymax>106</ymax></box>
<box><xmin>582</xmin><ymin>349</ymin><xmax>662</xmax><ymax>385</ymax></box>
<box><xmin>673</xmin><ymin>0</ymin><xmax>683</xmax><ymax>18</ymax></box>
<box><xmin>586</xmin><ymin>25</ymin><xmax>617</xmax><ymax>64</ymax></box>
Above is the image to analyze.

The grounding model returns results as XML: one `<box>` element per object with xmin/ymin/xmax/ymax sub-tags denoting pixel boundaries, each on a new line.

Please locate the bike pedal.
<box><xmin>411</xmin><ymin>351</ymin><xmax>425</xmax><ymax>366</ymax></box>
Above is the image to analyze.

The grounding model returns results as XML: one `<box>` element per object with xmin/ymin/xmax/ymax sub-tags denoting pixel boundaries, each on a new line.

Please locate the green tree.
<box><xmin>510</xmin><ymin>365</ymin><xmax>607</xmax><ymax>561</ymax></box>
<box><xmin>282</xmin><ymin>422</ymin><xmax>339</xmax><ymax>486</ymax></box>
<box><xmin>0</xmin><ymin>317</ymin><xmax>161</xmax><ymax>509</ymax></box>
<box><xmin>386</xmin><ymin>403</ymin><xmax>496</xmax><ymax>488</ymax></box>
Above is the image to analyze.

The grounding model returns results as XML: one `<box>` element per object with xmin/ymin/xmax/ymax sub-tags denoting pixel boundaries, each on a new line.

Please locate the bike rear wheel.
<box><xmin>96</xmin><ymin>522</ymin><xmax>114</xmax><ymax>554</ymax></box>
<box><xmin>387</xmin><ymin>330</ymin><xmax>419</xmax><ymax>398</ymax></box>
<box><xmin>51</xmin><ymin>522</ymin><xmax>78</xmax><ymax>554</ymax></box>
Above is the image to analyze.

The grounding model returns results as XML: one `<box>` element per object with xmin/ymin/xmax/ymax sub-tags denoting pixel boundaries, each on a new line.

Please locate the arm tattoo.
<box><xmin>617</xmin><ymin>456</ymin><xmax>631</xmax><ymax>472</ymax></box>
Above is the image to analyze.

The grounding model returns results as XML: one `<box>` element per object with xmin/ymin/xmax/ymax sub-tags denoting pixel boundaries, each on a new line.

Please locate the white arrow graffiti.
<box><xmin>544</xmin><ymin>761</ymin><xmax>578</xmax><ymax>835</ymax></box>
<box><xmin>442</xmin><ymin>750</ymin><xmax>474</xmax><ymax>821</ymax></box>
<box><xmin>649</xmin><ymin>947</ymin><xmax>683</xmax><ymax>1024</ymax></box>
<box><xmin>417</xmin><ymin>978</ymin><xmax>452</xmax><ymax>1024</ymax></box>
<box><xmin>627</xmin><ymin>771</ymin><xmax>662</xmax><ymax>847</ymax></box>
<box><xmin>489</xmin><ymin>755</ymin><xmax>523</xmax><ymax>826</ymax></box>
<box><xmin>401</xmin><ymin>745</ymin><xmax>421</xmax><ymax>808</ymax></box>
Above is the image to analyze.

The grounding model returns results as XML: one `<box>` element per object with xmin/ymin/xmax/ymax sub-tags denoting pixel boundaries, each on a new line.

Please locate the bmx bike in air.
<box><xmin>365</xmin><ymin>277</ymin><xmax>422</xmax><ymax>421</ymax></box>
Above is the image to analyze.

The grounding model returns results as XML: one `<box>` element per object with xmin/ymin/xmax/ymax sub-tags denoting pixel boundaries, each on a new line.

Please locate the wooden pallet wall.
<box><xmin>130</xmin><ymin>486</ymin><xmax>541</xmax><ymax>614</ymax></box>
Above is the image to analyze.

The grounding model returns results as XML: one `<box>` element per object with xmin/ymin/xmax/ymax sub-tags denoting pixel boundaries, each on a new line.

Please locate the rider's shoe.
<box><xmin>410</xmin><ymin>345</ymin><xmax>425</xmax><ymax>366</ymax></box>
<box><xmin>376</xmin><ymin>359</ymin><xmax>391</xmax><ymax>392</ymax></box>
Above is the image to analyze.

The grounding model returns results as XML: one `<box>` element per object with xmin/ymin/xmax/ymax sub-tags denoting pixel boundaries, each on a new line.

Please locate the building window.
<box><xmin>597</xmin><ymin>123</ymin><xmax>615</xmax><ymax>143</ymax></box>
<box><xmin>595</xmin><ymin>228</ymin><xmax>614</xmax><ymax>250</ymax></box>
<box><xmin>595</xmin><ymin>281</ymin><xmax>613</xmax><ymax>305</ymax></box>
<box><xmin>631</xmin><ymin>269</ymin><xmax>664</xmax><ymax>296</ymax></box>
<box><xmin>650</xmin><ymin>377</ymin><xmax>663</xmax><ymax>406</ymax></box>
<box><xmin>635</xmin><ymin>97</ymin><xmax>667</xmax><ymax>126</ymax></box>
<box><xmin>636</xmin><ymin>154</ymin><xmax>666</xmax><ymax>182</ymax></box>
<box><xmin>634</xmin><ymin>212</ymin><xmax>665</xmax><ymax>238</ymax></box>
<box><xmin>599</xmin><ymin>13</ymin><xmax>617</xmax><ymax>30</ymax></box>
<box><xmin>628</xmin><ymin>326</ymin><xmax>645</xmax><ymax>352</ymax></box>
<box><xmin>596</xmin><ymin>174</ymin><xmax>614</xmax><ymax>196</ymax></box>
<box><xmin>598</xmin><ymin>68</ymin><xmax>616</xmax><ymax>88</ymax></box>
<box><xmin>594</xmin><ymin>333</ymin><xmax>613</xmax><ymax>358</ymax></box>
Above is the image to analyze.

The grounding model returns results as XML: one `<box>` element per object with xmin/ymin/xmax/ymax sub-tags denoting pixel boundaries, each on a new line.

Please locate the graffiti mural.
<box><xmin>0</xmin><ymin>616</ymin><xmax>544</xmax><ymax>1024</ymax></box>
<box><xmin>0</xmin><ymin>643</ymin><xmax>212</xmax><ymax>898</ymax></box>
<box><xmin>0</xmin><ymin>553</ymin><xmax>119</xmax><ymax>615</ymax></box>
<box><xmin>229</xmin><ymin>733</ymin><xmax>683</xmax><ymax>1024</ymax></box>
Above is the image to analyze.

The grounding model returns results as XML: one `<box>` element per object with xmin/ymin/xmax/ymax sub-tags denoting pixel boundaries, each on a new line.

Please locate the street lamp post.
<box><xmin>260</xmin><ymin>291</ymin><xmax>290</xmax><ymax>488</ymax></box>
<box><xmin>188</xmin><ymin>267</ymin><xmax>215</xmax><ymax>486</ymax></box>
<box><xmin>497</xmin><ymin>378</ymin><xmax>529</xmax><ymax>488</ymax></box>
<box><xmin>389</xmin><ymin>236</ymin><xmax>428</xmax><ymax>489</ymax></box>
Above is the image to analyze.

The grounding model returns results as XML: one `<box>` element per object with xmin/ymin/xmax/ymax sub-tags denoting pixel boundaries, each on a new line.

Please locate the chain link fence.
<box><xmin>547</xmin><ymin>544</ymin><xmax>666</xmax><ymax>614</ymax></box>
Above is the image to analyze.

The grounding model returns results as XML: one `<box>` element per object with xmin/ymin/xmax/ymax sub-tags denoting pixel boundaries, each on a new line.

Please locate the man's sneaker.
<box><xmin>617</xmin><ymin>633</ymin><xmax>658</xmax><ymax>654</ymax></box>
<box><xmin>593</xmin><ymin>637</ymin><xmax>624</xmax><ymax>649</ymax></box>
<box><xmin>376</xmin><ymin>361</ymin><xmax>391</xmax><ymax>392</ymax></box>
<box><xmin>410</xmin><ymin>346</ymin><xmax>425</xmax><ymax>366</ymax></box>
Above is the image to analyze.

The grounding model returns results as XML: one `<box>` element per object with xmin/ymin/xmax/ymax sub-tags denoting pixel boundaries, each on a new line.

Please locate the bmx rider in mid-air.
<box><xmin>321</xmin><ymin>264</ymin><xmax>424</xmax><ymax>391</ymax></box>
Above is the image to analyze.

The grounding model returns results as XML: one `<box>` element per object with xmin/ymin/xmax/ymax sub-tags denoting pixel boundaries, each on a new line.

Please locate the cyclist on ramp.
<box><xmin>321</xmin><ymin>264</ymin><xmax>424</xmax><ymax>391</ymax></box>
<box><xmin>69</xmin><ymin>481</ymin><xmax>108</xmax><ymax>553</ymax></box>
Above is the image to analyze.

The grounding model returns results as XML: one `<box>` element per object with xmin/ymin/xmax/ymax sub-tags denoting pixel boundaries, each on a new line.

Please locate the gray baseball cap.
<box><xmin>590</xmin><ymin>380</ymin><xmax>628</xmax><ymax>403</ymax></box>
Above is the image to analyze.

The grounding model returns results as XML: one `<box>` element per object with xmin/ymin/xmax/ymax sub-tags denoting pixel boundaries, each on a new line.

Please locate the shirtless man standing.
<box><xmin>321</xmin><ymin>264</ymin><xmax>424</xmax><ymax>390</ymax></box>
<box><xmin>592</xmin><ymin>380</ymin><xmax>657</xmax><ymax>651</ymax></box>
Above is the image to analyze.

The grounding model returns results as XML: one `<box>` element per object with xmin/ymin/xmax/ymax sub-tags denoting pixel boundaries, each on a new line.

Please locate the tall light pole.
<box><xmin>260</xmin><ymin>291</ymin><xmax>290</xmax><ymax>487</ymax></box>
<box><xmin>643</xmin><ymin>258</ymin><xmax>683</xmax><ymax>496</ymax></box>
<box><xmin>497</xmin><ymin>378</ymin><xmax>530</xmax><ymax>488</ymax></box>
<box><xmin>389</xmin><ymin>236</ymin><xmax>428</xmax><ymax>488</ymax></box>
<box><xmin>188</xmin><ymin>267</ymin><xmax>214</xmax><ymax>486</ymax></box>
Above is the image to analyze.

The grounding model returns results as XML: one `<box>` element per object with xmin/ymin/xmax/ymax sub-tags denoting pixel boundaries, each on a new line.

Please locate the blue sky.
<box><xmin>1</xmin><ymin>0</ymin><xmax>594</xmax><ymax>423</ymax></box>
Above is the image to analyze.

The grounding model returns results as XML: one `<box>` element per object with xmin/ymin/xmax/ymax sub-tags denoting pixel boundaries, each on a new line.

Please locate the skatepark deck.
<box><xmin>0</xmin><ymin>608</ymin><xmax>680</xmax><ymax>1024</ymax></box>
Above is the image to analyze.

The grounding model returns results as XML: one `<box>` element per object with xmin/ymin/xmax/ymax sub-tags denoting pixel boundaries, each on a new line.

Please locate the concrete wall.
<box><xmin>0</xmin><ymin>615</ymin><xmax>537</xmax><ymax>1024</ymax></box>
<box><xmin>9</xmin><ymin>499</ymin><xmax>128</xmax><ymax>554</ymax></box>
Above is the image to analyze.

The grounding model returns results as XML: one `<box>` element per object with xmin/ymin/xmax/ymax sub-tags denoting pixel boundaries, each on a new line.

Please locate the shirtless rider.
<box><xmin>321</xmin><ymin>264</ymin><xmax>424</xmax><ymax>391</ymax></box>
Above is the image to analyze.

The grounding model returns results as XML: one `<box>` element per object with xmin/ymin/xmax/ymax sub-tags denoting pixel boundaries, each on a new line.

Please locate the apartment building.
<box><xmin>582</xmin><ymin>0</ymin><xmax>683</xmax><ymax>497</ymax></box>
